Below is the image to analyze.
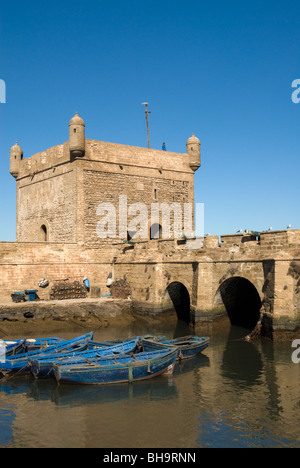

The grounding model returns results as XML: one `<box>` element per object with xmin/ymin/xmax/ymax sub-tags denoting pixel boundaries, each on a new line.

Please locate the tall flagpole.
<box><xmin>141</xmin><ymin>102</ymin><xmax>151</xmax><ymax>148</ymax></box>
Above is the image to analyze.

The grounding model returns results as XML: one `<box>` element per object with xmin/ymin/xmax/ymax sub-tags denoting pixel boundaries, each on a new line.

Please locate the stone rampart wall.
<box><xmin>0</xmin><ymin>242</ymin><xmax>114</xmax><ymax>301</ymax></box>
<box><xmin>113</xmin><ymin>230</ymin><xmax>300</xmax><ymax>327</ymax></box>
<box><xmin>1</xmin><ymin>230</ymin><xmax>299</xmax><ymax>330</ymax></box>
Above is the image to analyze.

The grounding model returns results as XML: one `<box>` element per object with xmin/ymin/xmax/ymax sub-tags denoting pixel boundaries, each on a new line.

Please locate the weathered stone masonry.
<box><xmin>112</xmin><ymin>230</ymin><xmax>300</xmax><ymax>332</ymax></box>
<box><xmin>2</xmin><ymin>113</ymin><xmax>300</xmax><ymax>333</ymax></box>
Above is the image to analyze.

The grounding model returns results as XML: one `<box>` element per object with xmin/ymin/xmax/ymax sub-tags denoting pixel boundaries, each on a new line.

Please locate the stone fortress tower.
<box><xmin>9</xmin><ymin>113</ymin><xmax>201</xmax><ymax>245</ymax></box>
<box><xmin>4</xmin><ymin>114</ymin><xmax>300</xmax><ymax>331</ymax></box>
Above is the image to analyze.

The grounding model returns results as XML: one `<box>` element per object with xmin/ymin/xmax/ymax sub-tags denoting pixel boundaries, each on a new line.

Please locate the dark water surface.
<box><xmin>0</xmin><ymin>319</ymin><xmax>300</xmax><ymax>448</ymax></box>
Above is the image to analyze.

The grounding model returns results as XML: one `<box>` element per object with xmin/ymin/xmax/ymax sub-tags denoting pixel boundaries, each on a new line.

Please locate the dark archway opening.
<box><xmin>218</xmin><ymin>277</ymin><xmax>262</xmax><ymax>330</ymax></box>
<box><xmin>40</xmin><ymin>224</ymin><xmax>48</xmax><ymax>242</ymax></box>
<box><xmin>166</xmin><ymin>282</ymin><xmax>191</xmax><ymax>323</ymax></box>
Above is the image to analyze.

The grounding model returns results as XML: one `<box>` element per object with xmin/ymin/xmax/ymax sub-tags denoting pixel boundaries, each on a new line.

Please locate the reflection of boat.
<box><xmin>142</xmin><ymin>335</ymin><xmax>210</xmax><ymax>360</ymax></box>
<box><xmin>52</xmin><ymin>374</ymin><xmax>178</xmax><ymax>406</ymax></box>
<box><xmin>0</xmin><ymin>374</ymin><xmax>33</xmax><ymax>396</ymax></box>
<box><xmin>174</xmin><ymin>352</ymin><xmax>210</xmax><ymax>375</ymax></box>
<box><xmin>53</xmin><ymin>348</ymin><xmax>178</xmax><ymax>385</ymax></box>
<box><xmin>29</xmin><ymin>339</ymin><xmax>140</xmax><ymax>378</ymax></box>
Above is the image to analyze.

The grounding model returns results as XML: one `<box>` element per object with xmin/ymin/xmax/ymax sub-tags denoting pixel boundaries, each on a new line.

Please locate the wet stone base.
<box><xmin>0</xmin><ymin>298</ymin><xmax>299</xmax><ymax>341</ymax></box>
<box><xmin>0</xmin><ymin>298</ymin><xmax>134</xmax><ymax>336</ymax></box>
<box><xmin>271</xmin><ymin>315</ymin><xmax>300</xmax><ymax>341</ymax></box>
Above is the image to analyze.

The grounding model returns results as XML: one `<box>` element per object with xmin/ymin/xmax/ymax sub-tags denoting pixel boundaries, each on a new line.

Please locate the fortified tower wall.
<box><xmin>10</xmin><ymin>113</ymin><xmax>201</xmax><ymax>245</ymax></box>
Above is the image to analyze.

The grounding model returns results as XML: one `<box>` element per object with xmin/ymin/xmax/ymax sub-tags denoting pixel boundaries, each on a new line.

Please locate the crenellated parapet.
<box><xmin>12</xmin><ymin>143</ymin><xmax>69</xmax><ymax>179</ymax></box>
<box><xmin>10</xmin><ymin>112</ymin><xmax>201</xmax><ymax>179</ymax></box>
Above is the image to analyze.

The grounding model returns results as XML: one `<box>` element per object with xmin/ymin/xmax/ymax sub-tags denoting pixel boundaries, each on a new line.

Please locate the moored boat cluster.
<box><xmin>0</xmin><ymin>333</ymin><xmax>210</xmax><ymax>385</ymax></box>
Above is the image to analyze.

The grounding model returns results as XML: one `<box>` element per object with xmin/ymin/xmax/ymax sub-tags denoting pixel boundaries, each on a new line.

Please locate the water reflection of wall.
<box><xmin>196</xmin><ymin>327</ymin><xmax>300</xmax><ymax>447</ymax></box>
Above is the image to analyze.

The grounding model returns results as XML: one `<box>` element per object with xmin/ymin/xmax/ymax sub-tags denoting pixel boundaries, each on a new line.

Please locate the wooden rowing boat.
<box><xmin>2</xmin><ymin>339</ymin><xmax>27</xmax><ymax>356</ymax></box>
<box><xmin>30</xmin><ymin>338</ymin><xmax>140</xmax><ymax>378</ymax></box>
<box><xmin>53</xmin><ymin>348</ymin><xmax>178</xmax><ymax>385</ymax></box>
<box><xmin>88</xmin><ymin>334</ymin><xmax>165</xmax><ymax>347</ymax></box>
<box><xmin>1</xmin><ymin>337</ymin><xmax>63</xmax><ymax>356</ymax></box>
<box><xmin>141</xmin><ymin>335</ymin><xmax>210</xmax><ymax>360</ymax></box>
<box><xmin>0</xmin><ymin>332</ymin><xmax>94</xmax><ymax>375</ymax></box>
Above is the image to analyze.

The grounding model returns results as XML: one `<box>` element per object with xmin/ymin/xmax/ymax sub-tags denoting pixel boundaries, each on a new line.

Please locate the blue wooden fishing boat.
<box><xmin>30</xmin><ymin>338</ymin><xmax>140</xmax><ymax>378</ymax></box>
<box><xmin>2</xmin><ymin>336</ymin><xmax>63</xmax><ymax>356</ymax></box>
<box><xmin>24</xmin><ymin>336</ymin><xmax>63</xmax><ymax>351</ymax></box>
<box><xmin>141</xmin><ymin>335</ymin><xmax>210</xmax><ymax>360</ymax></box>
<box><xmin>0</xmin><ymin>332</ymin><xmax>94</xmax><ymax>375</ymax></box>
<box><xmin>87</xmin><ymin>334</ymin><xmax>165</xmax><ymax>348</ymax></box>
<box><xmin>2</xmin><ymin>339</ymin><xmax>27</xmax><ymax>356</ymax></box>
<box><xmin>53</xmin><ymin>348</ymin><xmax>178</xmax><ymax>385</ymax></box>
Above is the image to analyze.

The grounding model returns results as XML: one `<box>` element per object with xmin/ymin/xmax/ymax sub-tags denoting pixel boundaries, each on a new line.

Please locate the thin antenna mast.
<box><xmin>141</xmin><ymin>102</ymin><xmax>151</xmax><ymax>148</ymax></box>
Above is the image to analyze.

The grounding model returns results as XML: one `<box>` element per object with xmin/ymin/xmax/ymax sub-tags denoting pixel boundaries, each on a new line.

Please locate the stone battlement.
<box><xmin>115</xmin><ymin>229</ymin><xmax>300</xmax><ymax>259</ymax></box>
<box><xmin>14</xmin><ymin>139</ymin><xmax>194</xmax><ymax>181</ymax></box>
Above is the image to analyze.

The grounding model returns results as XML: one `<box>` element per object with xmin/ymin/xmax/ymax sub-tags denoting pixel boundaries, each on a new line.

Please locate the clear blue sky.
<box><xmin>0</xmin><ymin>0</ymin><xmax>299</xmax><ymax>240</ymax></box>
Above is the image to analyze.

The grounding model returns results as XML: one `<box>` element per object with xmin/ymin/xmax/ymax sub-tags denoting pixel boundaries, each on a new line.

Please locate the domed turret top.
<box><xmin>69</xmin><ymin>112</ymin><xmax>85</xmax><ymax>126</ymax></box>
<box><xmin>10</xmin><ymin>141</ymin><xmax>23</xmax><ymax>155</ymax></box>
<box><xmin>187</xmin><ymin>133</ymin><xmax>200</xmax><ymax>145</ymax></box>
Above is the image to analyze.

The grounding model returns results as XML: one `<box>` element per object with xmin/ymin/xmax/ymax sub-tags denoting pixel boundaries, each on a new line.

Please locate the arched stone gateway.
<box><xmin>166</xmin><ymin>282</ymin><xmax>191</xmax><ymax>323</ymax></box>
<box><xmin>215</xmin><ymin>277</ymin><xmax>262</xmax><ymax>330</ymax></box>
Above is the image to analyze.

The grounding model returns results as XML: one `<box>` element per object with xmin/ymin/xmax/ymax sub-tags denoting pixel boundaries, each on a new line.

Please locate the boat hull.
<box><xmin>0</xmin><ymin>332</ymin><xmax>94</xmax><ymax>376</ymax></box>
<box><xmin>30</xmin><ymin>339</ymin><xmax>140</xmax><ymax>378</ymax></box>
<box><xmin>142</xmin><ymin>336</ymin><xmax>210</xmax><ymax>360</ymax></box>
<box><xmin>53</xmin><ymin>348</ymin><xmax>178</xmax><ymax>385</ymax></box>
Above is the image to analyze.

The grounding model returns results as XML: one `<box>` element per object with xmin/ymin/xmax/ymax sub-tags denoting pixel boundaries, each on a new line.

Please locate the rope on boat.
<box><xmin>244</xmin><ymin>306</ymin><xmax>265</xmax><ymax>342</ymax></box>
<box><xmin>0</xmin><ymin>364</ymin><xmax>29</xmax><ymax>381</ymax></box>
<box><xmin>44</xmin><ymin>367</ymin><xmax>54</xmax><ymax>377</ymax></box>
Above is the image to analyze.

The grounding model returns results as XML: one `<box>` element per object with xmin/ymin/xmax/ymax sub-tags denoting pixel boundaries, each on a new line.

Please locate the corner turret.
<box><xmin>10</xmin><ymin>142</ymin><xmax>23</xmax><ymax>178</ymax></box>
<box><xmin>69</xmin><ymin>112</ymin><xmax>85</xmax><ymax>158</ymax></box>
<box><xmin>186</xmin><ymin>133</ymin><xmax>201</xmax><ymax>172</ymax></box>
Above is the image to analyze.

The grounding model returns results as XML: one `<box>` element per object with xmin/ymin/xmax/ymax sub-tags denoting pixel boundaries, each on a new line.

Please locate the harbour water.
<box><xmin>0</xmin><ymin>318</ymin><xmax>300</xmax><ymax>448</ymax></box>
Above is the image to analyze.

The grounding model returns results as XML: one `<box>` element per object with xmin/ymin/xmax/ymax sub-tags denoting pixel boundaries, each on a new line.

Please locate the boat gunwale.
<box><xmin>53</xmin><ymin>347</ymin><xmax>178</xmax><ymax>372</ymax></box>
<box><xmin>55</xmin><ymin>364</ymin><xmax>175</xmax><ymax>385</ymax></box>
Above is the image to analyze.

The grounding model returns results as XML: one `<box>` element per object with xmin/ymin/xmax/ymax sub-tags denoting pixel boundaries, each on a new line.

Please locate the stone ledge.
<box><xmin>0</xmin><ymin>297</ymin><xmax>133</xmax><ymax>330</ymax></box>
